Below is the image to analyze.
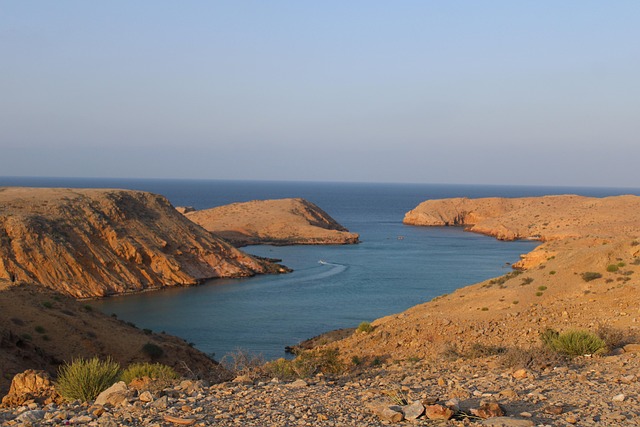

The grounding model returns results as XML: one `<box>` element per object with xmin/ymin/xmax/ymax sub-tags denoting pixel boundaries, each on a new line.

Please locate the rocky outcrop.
<box><xmin>0</xmin><ymin>187</ymin><xmax>281</xmax><ymax>298</ymax></box>
<box><xmin>0</xmin><ymin>370</ymin><xmax>61</xmax><ymax>407</ymax></box>
<box><xmin>184</xmin><ymin>198</ymin><xmax>360</xmax><ymax>247</ymax></box>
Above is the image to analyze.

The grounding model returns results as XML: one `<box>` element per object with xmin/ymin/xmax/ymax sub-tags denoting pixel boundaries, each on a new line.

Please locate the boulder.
<box><xmin>366</xmin><ymin>400</ymin><xmax>404</xmax><ymax>423</ymax></box>
<box><xmin>623</xmin><ymin>343</ymin><xmax>640</xmax><ymax>353</ymax></box>
<box><xmin>472</xmin><ymin>401</ymin><xmax>505</xmax><ymax>419</ymax></box>
<box><xmin>425</xmin><ymin>404</ymin><xmax>454</xmax><ymax>420</ymax></box>
<box><xmin>95</xmin><ymin>381</ymin><xmax>129</xmax><ymax>406</ymax></box>
<box><xmin>403</xmin><ymin>400</ymin><xmax>425</xmax><ymax>419</ymax></box>
<box><xmin>1</xmin><ymin>370</ymin><xmax>61</xmax><ymax>407</ymax></box>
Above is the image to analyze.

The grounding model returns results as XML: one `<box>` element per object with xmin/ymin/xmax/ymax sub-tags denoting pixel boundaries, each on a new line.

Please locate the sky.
<box><xmin>1</xmin><ymin>1</ymin><xmax>639</xmax><ymax>187</ymax></box>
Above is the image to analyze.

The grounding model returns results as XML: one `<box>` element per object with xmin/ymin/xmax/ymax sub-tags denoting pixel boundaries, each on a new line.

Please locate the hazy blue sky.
<box><xmin>1</xmin><ymin>1</ymin><xmax>639</xmax><ymax>186</ymax></box>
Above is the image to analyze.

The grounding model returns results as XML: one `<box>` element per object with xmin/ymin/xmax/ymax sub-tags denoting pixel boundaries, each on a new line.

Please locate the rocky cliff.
<box><xmin>0</xmin><ymin>187</ymin><xmax>281</xmax><ymax>298</ymax></box>
<box><xmin>184</xmin><ymin>198</ymin><xmax>359</xmax><ymax>247</ymax></box>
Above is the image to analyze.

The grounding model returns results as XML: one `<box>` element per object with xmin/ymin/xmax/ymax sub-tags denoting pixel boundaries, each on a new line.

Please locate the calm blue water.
<box><xmin>2</xmin><ymin>177</ymin><xmax>639</xmax><ymax>360</ymax></box>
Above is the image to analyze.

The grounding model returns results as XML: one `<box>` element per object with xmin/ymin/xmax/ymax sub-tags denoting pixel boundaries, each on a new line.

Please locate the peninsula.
<box><xmin>184</xmin><ymin>198</ymin><xmax>360</xmax><ymax>247</ymax></box>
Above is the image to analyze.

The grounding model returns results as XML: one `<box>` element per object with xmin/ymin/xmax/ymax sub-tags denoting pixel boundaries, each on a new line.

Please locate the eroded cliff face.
<box><xmin>0</xmin><ymin>187</ymin><xmax>278</xmax><ymax>298</ymax></box>
<box><xmin>184</xmin><ymin>198</ymin><xmax>360</xmax><ymax>247</ymax></box>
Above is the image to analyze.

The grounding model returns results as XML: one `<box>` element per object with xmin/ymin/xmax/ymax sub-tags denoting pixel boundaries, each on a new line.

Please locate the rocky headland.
<box><xmin>0</xmin><ymin>187</ymin><xmax>283</xmax><ymax>299</ymax></box>
<box><xmin>183</xmin><ymin>198</ymin><xmax>360</xmax><ymax>247</ymax></box>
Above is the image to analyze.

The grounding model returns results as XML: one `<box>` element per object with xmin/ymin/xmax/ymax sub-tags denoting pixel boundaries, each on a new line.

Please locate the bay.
<box><xmin>2</xmin><ymin>177</ymin><xmax>638</xmax><ymax>360</ymax></box>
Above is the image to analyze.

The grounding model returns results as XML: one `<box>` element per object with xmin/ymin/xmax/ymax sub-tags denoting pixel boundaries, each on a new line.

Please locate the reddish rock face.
<box><xmin>184</xmin><ymin>198</ymin><xmax>359</xmax><ymax>247</ymax></box>
<box><xmin>0</xmin><ymin>187</ymin><xmax>277</xmax><ymax>298</ymax></box>
<box><xmin>1</xmin><ymin>370</ymin><xmax>61</xmax><ymax>407</ymax></box>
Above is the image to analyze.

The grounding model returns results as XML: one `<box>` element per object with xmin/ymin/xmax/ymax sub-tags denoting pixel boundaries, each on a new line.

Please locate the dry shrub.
<box><xmin>465</xmin><ymin>343</ymin><xmax>506</xmax><ymax>358</ymax></box>
<box><xmin>501</xmin><ymin>346</ymin><xmax>567</xmax><ymax>370</ymax></box>
<box><xmin>596</xmin><ymin>324</ymin><xmax>638</xmax><ymax>349</ymax></box>
<box><xmin>220</xmin><ymin>350</ymin><xmax>265</xmax><ymax>380</ymax></box>
<box><xmin>439</xmin><ymin>343</ymin><xmax>462</xmax><ymax>361</ymax></box>
<box><xmin>440</xmin><ymin>343</ymin><xmax>505</xmax><ymax>361</ymax></box>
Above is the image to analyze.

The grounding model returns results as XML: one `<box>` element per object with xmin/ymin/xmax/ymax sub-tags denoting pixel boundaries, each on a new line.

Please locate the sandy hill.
<box><xmin>184</xmin><ymin>198</ymin><xmax>359</xmax><ymax>247</ymax></box>
<box><xmin>0</xmin><ymin>187</ymin><xmax>281</xmax><ymax>299</ymax></box>
<box><xmin>329</xmin><ymin>195</ymin><xmax>640</xmax><ymax>362</ymax></box>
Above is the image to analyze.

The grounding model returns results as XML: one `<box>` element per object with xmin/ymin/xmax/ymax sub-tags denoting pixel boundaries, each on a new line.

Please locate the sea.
<box><xmin>2</xmin><ymin>176</ymin><xmax>639</xmax><ymax>361</ymax></box>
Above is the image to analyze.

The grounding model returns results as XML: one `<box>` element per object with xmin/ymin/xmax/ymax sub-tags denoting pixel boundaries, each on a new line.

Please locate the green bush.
<box><xmin>541</xmin><ymin>329</ymin><xmax>606</xmax><ymax>357</ymax></box>
<box><xmin>142</xmin><ymin>343</ymin><xmax>164</xmax><ymax>360</ymax></box>
<box><xmin>356</xmin><ymin>321</ymin><xmax>374</xmax><ymax>333</ymax></box>
<box><xmin>120</xmin><ymin>363</ymin><xmax>178</xmax><ymax>384</ymax></box>
<box><xmin>292</xmin><ymin>348</ymin><xmax>343</xmax><ymax>377</ymax></box>
<box><xmin>606</xmin><ymin>264</ymin><xmax>619</xmax><ymax>273</ymax></box>
<box><xmin>264</xmin><ymin>358</ymin><xmax>296</xmax><ymax>381</ymax></box>
<box><xmin>264</xmin><ymin>349</ymin><xmax>344</xmax><ymax>380</ymax></box>
<box><xmin>581</xmin><ymin>272</ymin><xmax>602</xmax><ymax>282</ymax></box>
<box><xmin>56</xmin><ymin>357</ymin><xmax>121</xmax><ymax>402</ymax></box>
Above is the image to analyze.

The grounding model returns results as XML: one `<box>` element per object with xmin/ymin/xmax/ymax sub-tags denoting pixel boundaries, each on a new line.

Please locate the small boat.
<box><xmin>318</xmin><ymin>260</ymin><xmax>327</xmax><ymax>265</ymax></box>
<box><xmin>397</xmin><ymin>236</ymin><xmax>405</xmax><ymax>240</ymax></box>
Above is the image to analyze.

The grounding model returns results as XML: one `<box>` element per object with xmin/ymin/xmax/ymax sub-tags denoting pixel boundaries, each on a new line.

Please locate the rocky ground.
<box><xmin>2</xmin><ymin>349</ymin><xmax>640</xmax><ymax>427</ymax></box>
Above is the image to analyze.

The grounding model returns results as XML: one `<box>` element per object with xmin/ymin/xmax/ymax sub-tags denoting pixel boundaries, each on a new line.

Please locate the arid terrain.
<box><xmin>184</xmin><ymin>198</ymin><xmax>360</xmax><ymax>247</ymax></box>
<box><xmin>2</xmin><ymin>193</ymin><xmax>640</xmax><ymax>426</ymax></box>
<box><xmin>329</xmin><ymin>195</ymin><xmax>640</xmax><ymax>361</ymax></box>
